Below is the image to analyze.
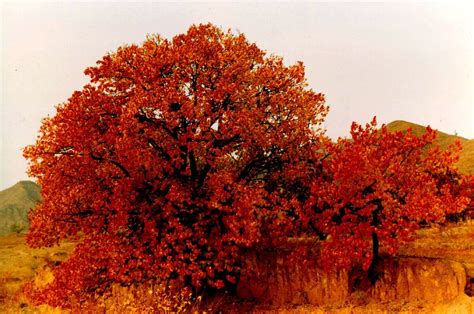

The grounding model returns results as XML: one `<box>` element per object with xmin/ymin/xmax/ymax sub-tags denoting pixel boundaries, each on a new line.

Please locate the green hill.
<box><xmin>0</xmin><ymin>181</ymin><xmax>41</xmax><ymax>236</ymax></box>
<box><xmin>386</xmin><ymin>120</ymin><xmax>474</xmax><ymax>175</ymax></box>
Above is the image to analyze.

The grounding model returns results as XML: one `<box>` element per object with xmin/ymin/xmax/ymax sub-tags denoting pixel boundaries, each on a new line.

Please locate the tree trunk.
<box><xmin>368</xmin><ymin>231</ymin><xmax>379</xmax><ymax>285</ymax></box>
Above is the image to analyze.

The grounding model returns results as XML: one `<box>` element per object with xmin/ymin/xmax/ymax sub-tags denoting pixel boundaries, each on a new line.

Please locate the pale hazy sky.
<box><xmin>1</xmin><ymin>1</ymin><xmax>473</xmax><ymax>189</ymax></box>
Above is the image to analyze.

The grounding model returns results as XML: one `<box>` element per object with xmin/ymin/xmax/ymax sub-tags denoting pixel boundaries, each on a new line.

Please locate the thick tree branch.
<box><xmin>198</xmin><ymin>163</ymin><xmax>211</xmax><ymax>188</ymax></box>
<box><xmin>135</xmin><ymin>110</ymin><xmax>178</xmax><ymax>140</ymax></box>
<box><xmin>147</xmin><ymin>138</ymin><xmax>171</xmax><ymax>161</ymax></box>
<box><xmin>189</xmin><ymin>151</ymin><xmax>198</xmax><ymax>181</ymax></box>
<box><xmin>90</xmin><ymin>153</ymin><xmax>131</xmax><ymax>178</ymax></box>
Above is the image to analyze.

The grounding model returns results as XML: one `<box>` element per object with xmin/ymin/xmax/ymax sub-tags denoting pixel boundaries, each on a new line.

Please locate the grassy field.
<box><xmin>0</xmin><ymin>234</ymin><xmax>74</xmax><ymax>312</ymax></box>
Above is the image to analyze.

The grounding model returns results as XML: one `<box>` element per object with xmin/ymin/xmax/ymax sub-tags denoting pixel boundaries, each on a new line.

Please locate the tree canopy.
<box><xmin>24</xmin><ymin>23</ymin><xmax>327</xmax><ymax>306</ymax></box>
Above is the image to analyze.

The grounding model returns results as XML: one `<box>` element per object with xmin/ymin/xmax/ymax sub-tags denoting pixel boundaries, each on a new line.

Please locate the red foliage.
<box><xmin>23</xmin><ymin>24</ymin><xmax>327</xmax><ymax>306</ymax></box>
<box><xmin>305</xmin><ymin>118</ymin><xmax>470</xmax><ymax>276</ymax></box>
<box><xmin>23</xmin><ymin>23</ymin><xmax>471</xmax><ymax>307</ymax></box>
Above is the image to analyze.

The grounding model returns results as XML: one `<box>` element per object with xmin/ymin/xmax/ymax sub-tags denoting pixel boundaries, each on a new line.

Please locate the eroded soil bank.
<box><xmin>236</xmin><ymin>223</ymin><xmax>474</xmax><ymax>312</ymax></box>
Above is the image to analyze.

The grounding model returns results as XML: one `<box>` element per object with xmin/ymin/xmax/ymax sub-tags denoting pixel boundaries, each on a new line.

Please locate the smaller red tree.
<box><xmin>305</xmin><ymin>118</ymin><xmax>470</xmax><ymax>283</ymax></box>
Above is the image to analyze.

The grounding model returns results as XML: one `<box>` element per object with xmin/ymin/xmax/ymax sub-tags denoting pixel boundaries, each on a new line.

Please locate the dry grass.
<box><xmin>399</xmin><ymin>221</ymin><xmax>474</xmax><ymax>277</ymax></box>
<box><xmin>0</xmin><ymin>234</ymin><xmax>73</xmax><ymax>312</ymax></box>
<box><xmin>458</xmin><ymin>140</ymin><xmax>474</xmax><ymax>175</ymax></box>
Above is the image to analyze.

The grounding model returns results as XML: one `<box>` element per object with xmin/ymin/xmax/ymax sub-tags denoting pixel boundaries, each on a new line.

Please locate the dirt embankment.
<box><xmin>237</xmin><ymin>223</ymin><xmax>474</xmax><ymax>312</ymax></box>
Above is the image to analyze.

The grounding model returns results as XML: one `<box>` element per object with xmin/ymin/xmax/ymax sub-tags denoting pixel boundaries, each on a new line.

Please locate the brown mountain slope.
<box><xmin>386</xmin><ymin>120</ymin><xmax>473</xmax><ymax>175</ymax></box>
<box><xmin>0</xmin><ymin>181</ymin><xmax>41</xmax><ymax>236</ymax></box>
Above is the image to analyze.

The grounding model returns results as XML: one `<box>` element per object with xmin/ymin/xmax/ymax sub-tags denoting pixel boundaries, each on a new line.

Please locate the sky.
<box><xmin>1</xmin><ymin>1</ymin><xmax>473</xmax><ymax>189</ymax></box>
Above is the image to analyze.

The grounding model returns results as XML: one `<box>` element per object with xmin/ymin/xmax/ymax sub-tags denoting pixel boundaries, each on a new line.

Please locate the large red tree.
<box><xmin>305</xmin><ymin>118</ymin><xmax>470</xmax><ymax>283</ymax></box>
<box><xmin>24</xmin><ymin>24</ymin><xmax>327</xmax><ymax>306</ymax></box>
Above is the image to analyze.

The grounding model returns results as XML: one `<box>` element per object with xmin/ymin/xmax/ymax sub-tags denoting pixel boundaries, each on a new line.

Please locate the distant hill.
<box><xmin>0</xmin><ymin>181</ymin><xmax>41</xmax><ymax>236</ymax></box>
<box><xmin>386</xmin><ymin>120</ymin><xmax>474</xmax><ymax>175</ymax></box>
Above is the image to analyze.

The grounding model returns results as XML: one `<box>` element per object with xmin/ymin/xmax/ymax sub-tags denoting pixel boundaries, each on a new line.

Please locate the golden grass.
<box><xmin>0</xmin><ymin>234</ymin><xmax>73</xmax><ymax>312</ymax></box>
<box><xmin>399</xmin><ymin>222</ymin><xmax>474</xmax><ymax>277</ymax></box>
<box><xmin>458</xmin><ymin>140</ymin><xmax>474</xmax><ymax>175</ymax></box>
